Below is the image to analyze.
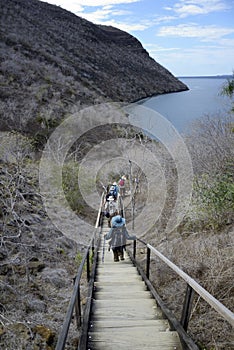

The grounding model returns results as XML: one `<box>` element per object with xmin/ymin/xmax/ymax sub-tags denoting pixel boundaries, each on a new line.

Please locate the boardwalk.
<box><xmin>87</xmin><ymin>219</ymin><xmax>183</xmax><ymax>350</ymax></box>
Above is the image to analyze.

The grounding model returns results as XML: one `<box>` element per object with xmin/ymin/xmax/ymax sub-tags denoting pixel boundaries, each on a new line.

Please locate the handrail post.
<box><xmin>133</xmin><ymin>240</ymin><xmax>136</xmax><ymax>260</ymax></box>
<box><xmin>75</xmin><ymin>285</ymin><xmax>82</xmax><ymax>328</ymax></box>
<box><xmin>99</xmin><ymin>211</ymin><xmax>103</xmax><ymax>227</ymax></box>
<box><xmin>181</xmin><ymin>284</ymin><xmax>195</xmax><ymax>331</ymax></box>
<box><xmin>86</xmin><ymin>249</ymin><xmax>90</xmax><ymax>282</ymax></box>
<box><xmin>91</xmin><ymin>238</ymin><xmax>95</xmax><ymax>264</ymax></box>
<box><xmin>146</xmin><ymin>246</ymin><xmax>151</xmax><ymax>279</ymax></box>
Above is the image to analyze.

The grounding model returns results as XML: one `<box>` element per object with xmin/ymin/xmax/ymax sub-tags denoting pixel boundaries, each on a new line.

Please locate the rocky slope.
<box><xmin>0</xmin><ymin>0</ymin><xmax>188</xmax><ymax>134</ymax></box>
<box><xmin>0</xmin><ymin>151</ymin><xmax>82</xmax><ymax>349</ymax></box>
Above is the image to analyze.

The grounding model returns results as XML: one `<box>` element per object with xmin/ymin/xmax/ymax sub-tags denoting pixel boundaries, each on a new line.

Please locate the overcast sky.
<box><xmin>41</xmin><ymin>0</ymin><xmax>234</xmax><ymax>76</ymax></box>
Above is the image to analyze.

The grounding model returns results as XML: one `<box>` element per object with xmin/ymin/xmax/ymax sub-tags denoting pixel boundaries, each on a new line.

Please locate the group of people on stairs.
<box><xmin>103</xmin><ymin>177</ymin><xmax>135</xmax><ymax>262</ymax></box>
<box><xmin>104</xmin><ymin>176</ymin><xmax>126</xmax><ymax>227</ymax></box>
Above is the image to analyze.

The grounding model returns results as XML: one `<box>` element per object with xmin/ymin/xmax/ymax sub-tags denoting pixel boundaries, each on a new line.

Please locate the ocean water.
<box><xmin>139</xmin><ymin>77</ymin><xmax>232</xmax><ymax>134</ymax></box>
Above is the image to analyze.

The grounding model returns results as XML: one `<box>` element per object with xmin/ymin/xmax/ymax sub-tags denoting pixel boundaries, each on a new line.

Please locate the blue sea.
<box><xmin>139</xmin><ymin>77</ymin><xmax>232</xmax><ymax>134</ymax></box>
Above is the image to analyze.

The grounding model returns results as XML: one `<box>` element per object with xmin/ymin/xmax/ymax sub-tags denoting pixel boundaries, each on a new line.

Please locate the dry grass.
<box><xmin>139</xmin><ymin>226</ymin><xmax>234</xmax><ymax>350</ymax></box>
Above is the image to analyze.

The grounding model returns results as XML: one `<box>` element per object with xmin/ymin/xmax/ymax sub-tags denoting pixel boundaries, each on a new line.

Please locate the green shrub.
<box><xmin>62</xmin><ymin>161</ymin><xmax>84</xmax><ymax>214</ymax></box>
<box><xmin>192</xmin><ymin>168</ymin><xmax>234</xmax><ymax>229</ymax></box>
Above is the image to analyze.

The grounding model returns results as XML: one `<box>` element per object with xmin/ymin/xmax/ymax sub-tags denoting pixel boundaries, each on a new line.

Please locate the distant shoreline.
<box><xmin>178</xmin><ymin>75</ymin><xmax>231</xmax><ymax>79</ymax></box>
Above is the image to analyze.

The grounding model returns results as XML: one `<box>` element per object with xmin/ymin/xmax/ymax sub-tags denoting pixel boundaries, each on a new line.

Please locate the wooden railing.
<box><xmin>129</xmin><ymin>238</ymin><xmax>234</xmax><ymax>349</ymax></box>
<box><xmin>56</xmin><ymin>192</ymin><xmax>233</xmax><ymax>350</ymax></box>
<box><xmin>55</xmin><ymin>194</ymin><xmax>104</xmax><ymax>350</ymax></box>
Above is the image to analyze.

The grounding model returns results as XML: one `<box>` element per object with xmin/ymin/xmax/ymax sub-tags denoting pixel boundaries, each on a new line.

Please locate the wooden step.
<box><xmin>88</xmin><ymin>233</ymin><xmax>183</xmax><ymax>350</ymax></box>
<box><xmin>94</xmin><ymin>290</ymin><xmax>152</xmax><ymax>300</ymax></box>
<box><xmin>94</xmin><ymin>283</ymin><xmax>148</xmax><ymax>292</ymax></box>
<box><xmin>88</xmin><ymin>330</ymin><xmax>182</xmax><ymax>350</ymax></box>
<box><xmin>91</xmin><ymin>303</ymin><xmax>162</xmax><ymax>319</ymax></box>
<box><xmin>90</xmin><ymin>319</ymin><xmax>170</xmax><ymax>330</ymax></box>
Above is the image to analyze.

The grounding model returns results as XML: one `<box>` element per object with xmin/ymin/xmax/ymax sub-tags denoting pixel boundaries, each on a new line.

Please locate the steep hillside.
<box><xmin>0</xmin><ymin>0</ymin><xmax>187</xmax><ymax>134</ymax></box>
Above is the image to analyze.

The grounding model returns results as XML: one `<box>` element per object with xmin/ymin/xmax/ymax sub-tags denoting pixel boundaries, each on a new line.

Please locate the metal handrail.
<box><xmin>55</xmin><ymin>193</ymin><xmax>104</xmax><ymax>350</ymax></box>
<box><xmin>131</xmin><ymin>239</ymin><xmax>234</xmax><ymax>332</ymax></box>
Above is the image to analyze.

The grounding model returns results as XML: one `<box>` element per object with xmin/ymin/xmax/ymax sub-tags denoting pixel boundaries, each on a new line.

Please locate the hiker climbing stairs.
<box><xmin>87</xmin><ymin>218</ymin><xmax>183</xmax><ymax>350</ymax></box>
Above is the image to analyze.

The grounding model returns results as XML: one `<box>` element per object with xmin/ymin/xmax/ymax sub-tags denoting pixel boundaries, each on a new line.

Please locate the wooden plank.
<box><xmin>91</xmin><ymin>307</ymin><xmax>161</xmax><ymax>319</ymax></box>
<box><xmin>94</xmin><ymin>284</ymin><xmax>148</xmax><ymax>293</ymax></box>
<box><xmin>94</xmin><ymin>290</ymin><xmax>152</xmax><ymax>300</ymax></box>
<box><xmin>92</xmin><ymin>298</ymin><xmax>157</xmax><ymax>309</ymax></box>
<box><xmin>88</xmin><ymin>330</ymin><xmax>183</xmax><ymax>350</ymax></box>
<box><xmin>91</xmin><ymin>312</ymin><xmax>163</xmax><ymax>321</ymax></box>
<box><xmin>95</xmin><ymin>276</ymin><xmax>143</xmax><ymax>283</ymax></box>
<box><xmin>90</xmin><ymin>319</ymin><xmax>170</xmax><ymax>332</ymax></box>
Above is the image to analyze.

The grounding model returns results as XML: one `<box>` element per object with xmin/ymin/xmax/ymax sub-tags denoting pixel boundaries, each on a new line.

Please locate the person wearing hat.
<box><xmin>105</xmin><ymin>215</ymin><xmax>136</xmax><ymax>262</ymax></box>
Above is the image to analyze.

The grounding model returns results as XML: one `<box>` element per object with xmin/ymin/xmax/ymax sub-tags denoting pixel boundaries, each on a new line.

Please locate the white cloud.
<box><xmin>165</xmin><ymin>0</ymin><xmax>230</xmax><ymax>18</ymax></box>
<box><xmin>77</xmin><ymin>6</ymin><xmax>112</xmax><ymax>21</ymax></box>
<box><xmin>41</xmin><ymin>0</ymin><xmax>140</xmax><ymax>7</ymax></box>
<box><xmin>75</xmin><ymin>0</ymin><xmax>139</xmax><ymax>5</ymax></box>
<box><xmin>219</xmin><ymin>38</ymin><xmax>234</xmax><ymax>47</ymax></box>
<box><xmin>151</xmin><ymin>15</ymin><xmax>178</xmax><ymax>24</ymax></box>
<box><xmin>158</xmin><ymin>24</ymin><xmax>234</xmax><ymax>41</ymax></box>
<box><xmin>74</xmin><ymin>4</ymin><xmax>151</xmax><ymax>31</ymax></box>
<box><xmin>97</xmin><ymin>19</ymin><xmax>148</xmax><ymax>31</ymax></box>
<box><xmin>148</xmin><ymin>44</ymin><xmax>234</xmax><ymax>76</ymax></box>
<box><xmin>145</xmin><ymin>43</ymin><xmax>180</xmax><ymax>53</ymax></box>
<box><xmin>41</xmin><ymin>0</ymin><xmax>85</xmax><ymax>12</ymax></box>
<box><xmin>40</xmin><ymin>0</ymin><xmax>140</xmax><ymax>17</ymax></box>
<box><xmin>76</xmin><ymin>5</ymin><xmax>132</xmax><ymax>22</ymax></box>
<box><xmin>41</xmin><ymin>0</ymin><xmax>144</xmax><ymax>30</ymax></box>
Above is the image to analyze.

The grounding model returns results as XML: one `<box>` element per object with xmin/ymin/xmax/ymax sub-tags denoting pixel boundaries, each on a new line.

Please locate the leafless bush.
<box><xmin>182</xmin><ymin>115</ymin><xmax>234</xmax><ymax>230</ymax></box>
<box><xmin>147</xmin><ymin>227</ymin><xmax>234</xmax><ymax>350</ymax></box>
<box><xmin>186</xmin><ymin>114</ymin><xmax>233</xmax><ymax>176</ymax></box>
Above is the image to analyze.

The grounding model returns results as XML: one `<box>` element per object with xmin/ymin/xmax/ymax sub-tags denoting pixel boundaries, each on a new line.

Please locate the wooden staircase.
<box><xmin>87</xmin><ymin>219</ymin><xmax>183</xmax><ymax>350</ymax></box>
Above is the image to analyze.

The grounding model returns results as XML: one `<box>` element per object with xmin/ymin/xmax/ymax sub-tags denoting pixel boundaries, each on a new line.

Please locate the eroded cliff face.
<box><xmin>0</xmin><ymin>0</ymin><xmax>188</xmax><ymax>134</ymax></box>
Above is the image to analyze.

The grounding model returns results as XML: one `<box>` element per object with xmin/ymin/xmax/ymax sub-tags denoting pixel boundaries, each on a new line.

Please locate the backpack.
<box><xmin>108</xmin><ymin>201</ymin><xmax>117</xmax><ymax>216</ymax></box>
<box><xmin>109</xmin><ymin>185</ymin><xmax>117</xmax><ymax>197</ymax></box>
<box><xmin>111</xmin><ymin>227</ymin><xmax>126</xmax><ymax>248</ymax></box>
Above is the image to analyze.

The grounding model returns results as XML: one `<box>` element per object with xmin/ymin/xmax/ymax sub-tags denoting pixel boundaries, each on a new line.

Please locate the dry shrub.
<box><xmin>150</xmin><ymin>227</ymin><xmax>234</xmax><ymax>350</ymax></box>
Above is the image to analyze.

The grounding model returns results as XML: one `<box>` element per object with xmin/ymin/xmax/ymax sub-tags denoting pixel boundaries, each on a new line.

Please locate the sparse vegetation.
<box><xmin>184</xmin><ymin>115</ymin><xmax>234</xmax><ymax>231</ymax></box>
<box><xmin>0</xmin><ymin>0</ymin><xmax>187</xmax><ymax>137</ymax></box>
<box><xmin>0</xmin><ymin>133</ymin><xmax>83</xmax><ymax>349</ymax></box>
<box><xmin>0</xmin><ymin>0</ymin><xmax>233</xmax><ymax>349</ymax></box>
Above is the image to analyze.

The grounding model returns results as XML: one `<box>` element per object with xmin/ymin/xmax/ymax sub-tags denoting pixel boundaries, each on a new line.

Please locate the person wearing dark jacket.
<box><xmin>105</xmin><ymin>215</ymin><xmax>136</xmax><ymax>262</ymax></box>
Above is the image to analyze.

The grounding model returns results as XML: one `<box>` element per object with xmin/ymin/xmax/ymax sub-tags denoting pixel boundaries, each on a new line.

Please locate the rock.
<box><xmin>28</xmin><ymin>260</ymin><xmax>46</xmax><ymax>273</ymax></box>
<box><xmin>26</xmin><ymin>298</ymin><xmax>47</xmax><ymax>312</ymax></box>
<box><xmin>0</xmin><ymin>263</ymin><xmax>10</xmax><ymax>275</ymax></box>
<box><xmin>0</xmin><ymin>259</ymin><xmax>45</xmax><ymax>276</ymax></box>
<box><xmin>57</xmin><ymin>236</ymin><xmax>74</xmax><ymax>249</ymax></box>
<box><xmin>41</xmin><ymin>267</ymin><xmax>68</xmax><ymax>287</ymax></box>
<box><xmin>8</xmin><ymin>322</ymin><xmax>32</xmax><ymax>341</ymax></box>
<box><xmin>33</xmin><ymin>325</ymin><xmax>55</xmax><ymax>346</ymax></box>
<box><xmin>0</xmin><ymin>248</ymin><xmax>7</xmax><ymax>260</ymax></box>
<box><xmin>0</xmin><ymin>325</ymin><xmax>5</xmax><ymax>336</ymax></box>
